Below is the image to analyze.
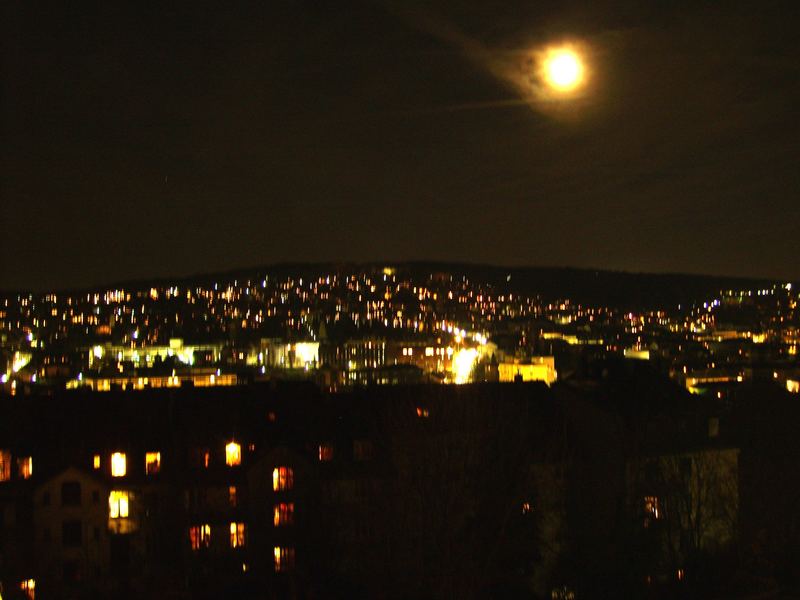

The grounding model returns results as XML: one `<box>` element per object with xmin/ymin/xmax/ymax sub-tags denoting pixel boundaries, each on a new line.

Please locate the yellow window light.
<box><xmin>109</xmin><ymin>490</ymin><xmax>129</xmax><ymax>519</ymax></box>
<box><xmin>225</xmin><ymin>441</ymin><xmax>241</xmax><ymax>466</ymax></box>
<box><xmin>110</xmin><ymin>452</ymin><xmax>127</xmax><ymax>477</ymax></box>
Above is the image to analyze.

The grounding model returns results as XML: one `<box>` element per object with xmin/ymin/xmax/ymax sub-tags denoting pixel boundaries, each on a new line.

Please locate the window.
<box><xmin>230</xmin><ymin>522</ymin><xmax>246</xmax><ymax>548</ymax></box>
<box><xmin>415</xmin><ymin>407</ymin><xmax>430</xmax><ymax>418</ymax></box>
<box><xmin>522</xmin><ymin>502</ymin><xmax>533</xmax><ymax>515</ymax></box>
<box><xmin>189</xmin><ymin>524</ymin><xmax>211</xmax><ymax>550</ymax></box>
<box><xmin>17</xmin><ymin>456</ymin><xmax>33</xmax><ymax>479</ymax></box>
<box><xmin>61</xmin><ymin>481</ymin><xmax>81</xmax><ymax>506</ymax></box>
<box><xmin>229</xmin><ymin>486</ymin><xmax>238</xmax><ymax>507</ymax></box>
<box><xmin>318</xmin><ymin>444</ymin><xmax>334</xmax><ymax>462</ymax></box>
<box><xmin>109</xmin><ymin>491</ymin><xmax>129</xmax><ymax>519</ymax></box>
<box><xmin>92</xmin><ymin>490</ymin><xmax>99</xmax><ymax>503</ymax></box>
<box><xmin>644</xmin><ymin>496</ymin><xmax>661</xmax><ymax>526</ymax></box>
<box><xmin>273</xmin><ymin>502</ymin><xmax>294</xmax><ymax>527</ymax></box>
<box><xmin>20</xmin><ymin>578</ymin><xmax>36</xmax><ymax>600</ymax></box>
<box><xmin>110</xmin><ymin>452</ymin><xmax>126</xmax><ymax>477</ymax></box>
<box><xmin>93</xmin><ymin>454</ymin><xmax>101</xmax><ymax>470</ymax></box>
<box><xmin>62</xmin><ymin>520</ymin><xmax>82</xmax><ymax>547</ymax></box>
<box><xmin>272</xmin><ymin>467</ymin><xmax>294</xmax><ymax>491</ymax></box>
<box><xmin>273</xmin><ymin>546</ymin><xmax>295</xmax><ymax>572</ymax></box>
<box><xmin>145</xmin><ymin>452</ymin><xmax>161</xmax><ymax>475</ymax></box>
<box><xmin>0</xmin><ymin>449</ymin><xmax>10</xmax><ymax>482</ymax></box>
<box><xmin>354</xmin><ymin>440</ymin><xmax>373</xmax><ymax>461</ymax></box>
<box><xmin>225</xmin><ymin>442</ymin><xmax>241</xmax><ymax>467</ymax></box>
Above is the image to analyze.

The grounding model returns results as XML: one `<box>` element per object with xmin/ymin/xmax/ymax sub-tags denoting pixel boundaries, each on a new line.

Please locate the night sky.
<box><xmin>3</xmin><ymin>1</ymin><xmax>799</xmax><ymax>290</ymax></box>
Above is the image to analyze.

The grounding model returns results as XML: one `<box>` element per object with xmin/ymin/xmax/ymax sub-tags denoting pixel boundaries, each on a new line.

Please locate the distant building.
<box><xmin>498</xmin><ymin>356</ymin><xmax>557</xmax><ymax>385</ymax></box>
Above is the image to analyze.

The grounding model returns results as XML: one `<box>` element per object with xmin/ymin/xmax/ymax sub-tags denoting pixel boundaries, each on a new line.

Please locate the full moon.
<box><xmin>543</xmin><ymin>49</ymin><xmax>584</xmax><ymax>92</ymax></box>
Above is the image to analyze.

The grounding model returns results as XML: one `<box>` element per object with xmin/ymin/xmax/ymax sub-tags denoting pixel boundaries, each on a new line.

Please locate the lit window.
<box><xmin>272</xmin><ymin>467</ymin><xmax>294</xmax><ymax>491</ymax></box>
<box><xmin>108</xmin><ymin>490</ymin><xmax>129</xmax><ymax>519</ymax></box>
<box><xmin>93</xmin><ymin>455</ymin><xmax>101</xmax><ymax>470</ymax></box>
<box><xmin>189</xmin><ymin>524</ymin><xmax>211</xmax><ymax>550</ymax></box>
<box><xmin>225</xmin><ymin>442</ymin><xmax>241</xmax><ymax>467</ymax></box>
<box><xmin>273</xmin><ymin>546</ymin><xmax>295</xmax><ymax>572</ymax></box>
<box><xmin>229</xmin><ymin>486</ymin><xmax>238</xmax><ymax>507</ymax></box>
<box><xmin>415</xmin><ymin>407</ymin><xmax>430</xmax><ymax>418</ymax></box>
<box><xmin>203</xmin><ymin>450</ymin><xmax>210</xmax><ymax>468</ymax></box>
<box><xmin>273</xmin><ymin>502</ymin><xmax>294</xmax><ymax>527</ymax></box>
<box><xmin>522</xmin><ymin>502</ymin><xmax>533</xmax><ymax>515</ymax></box>
<box><xmin>20</xmin><ymin>578</ymin><xmax>36</xmax><ymax>600</ymax></box>
<box><xmin>644</xmin><ymin>496</ymin><xmax>661</xmax><ymax>524</ymax></box>
<box><xmin>318</xmin><ymin>444</ymin><xmax>334</xmax><ymax>462</ymax></box>
<box><xmin>230</xmin><ymin>522</ymin><xmax>246</xmax><ymax>548</ymax></box>
<box><xmin>0</xmin><ymin>449</ymin><xmax>10</xmax><ymax>482</ymax></box>
<box><xmin>110</xmin><ymin>452</ymin><xmax>126</xmax><ymax>477</ymax></box>
<box><xmin>145</xmin><ymin>452</ymin><xmax>161</xmax><ymax>475</ymax></box>
<box><xmin>17</xmin><ymin>456</ymin><xmax>32</xmax><ymax>479</ymax></box>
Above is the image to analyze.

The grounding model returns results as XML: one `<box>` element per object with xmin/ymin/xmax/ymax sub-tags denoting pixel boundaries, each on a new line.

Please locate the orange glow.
<box><xmin>273</xmin><ymin>502</ymin><xmax>294</xmax><ymax>527</ymax></box>
<box><xmin>272</xmin><ymin>466</ymin><xmax>294</xmax><ymax>491</ymax></box>
<box><xmin>318</xmin><ymin>444</ymin><xmax>334</xmax><ymax>462</ymax></box>
<box><xmin>0</xmin><ymin>450</ymin><xmax>10</xmax><ymax>482</ymax></box>
<box><xmin>20</xmin><ymin>579</ymin><xmax>36</xmax><ymax>600</ymax></box>
<box><xmin>230</xmin><ymin>522</ymin><xmax>246</xmax><ymax>548</ymax></box>
<box><xmin>145</xmin><ymin>452</ymin><xmax>161</xmax><ymax>475</ymax></box>
<box><xmin>189</xmin><ymin>524</ymin><xmax>211</xmax><ymax>550</ymax></box>
<box><xmin>644</xmin><ymin>496</ymin><xmax>661</xmax><ymax>521</ymax></box>
<box><xmin>225</xmin><ymin>441</ymin><xmax>241</xmax><ymax>466</ymax></box>
<box><xmin>17</xmin><ymin>456</ymin><xmax>33</xmax><ymax>479</ymax></box>
<box><xmin>273</xmin><ymin>546</ymin><xmax>295</xmax><ymax>572</ymax></box>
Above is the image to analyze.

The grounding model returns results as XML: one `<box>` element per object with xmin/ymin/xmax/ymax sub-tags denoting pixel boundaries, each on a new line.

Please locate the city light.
<box><xmin>452</xmin><ymin>348</ymin><xmax>478</xmax><ymax>384</ymax></box>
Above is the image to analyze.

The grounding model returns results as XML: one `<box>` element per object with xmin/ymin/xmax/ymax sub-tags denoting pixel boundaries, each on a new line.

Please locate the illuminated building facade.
<box><xmin>497</xmin><ymin>356</ymin><xmax>557</xmax><ymax>385</ymax></box>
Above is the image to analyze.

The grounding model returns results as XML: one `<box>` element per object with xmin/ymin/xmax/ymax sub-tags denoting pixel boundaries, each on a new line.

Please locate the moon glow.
<box><xmin>542</xmin><ymin>48</ymin><xmax>584</xmax><ymax>92</ymax></box>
